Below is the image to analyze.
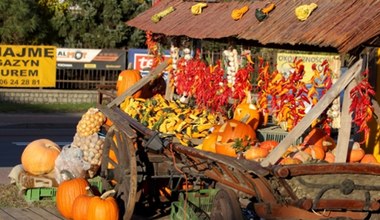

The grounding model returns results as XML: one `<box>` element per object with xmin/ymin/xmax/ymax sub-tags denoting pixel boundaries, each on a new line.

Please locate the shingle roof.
<box><xmin>127</xmin><ymin>0</ymin><xmax>380</xmax><ymax>53</ymax></box>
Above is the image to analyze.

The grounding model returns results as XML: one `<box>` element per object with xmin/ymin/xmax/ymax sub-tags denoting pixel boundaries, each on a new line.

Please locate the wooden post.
<box><xmin>261</xmin><ymin>59</ymin><xmax>363</xmax><ymax>167</ymax></box>
<box><xmin>107</xmin><ymin>60</ymin><xmax>169</xmax><ymax>108</ymax></box>
<box><xmin>335</xmin><ymin>79</ymin><xmax>357</xmax><ymax>162</ymax></box>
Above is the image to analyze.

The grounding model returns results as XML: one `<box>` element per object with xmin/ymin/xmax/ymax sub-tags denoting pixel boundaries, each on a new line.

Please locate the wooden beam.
<box><xmin>261</xmin><ymin>59</ymin><xmax>363</xmax><ymax>167</ymax></box>
<box><xmin>107</xmin><ymin>60</ymin><xmax>169</xmax><ymax>108</ymax></box>
<box><xmin>335</xmin><ymin>80</ymin><xmax>357</xmax><ymax>162</ymax></box>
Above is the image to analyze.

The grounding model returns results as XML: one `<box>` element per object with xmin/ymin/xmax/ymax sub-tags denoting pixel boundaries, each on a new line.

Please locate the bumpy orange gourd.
<box><xmin>303</xmin><ymin>145</ymin><xmax>325</xmax><ymax>160</ymax></box>
<box><xmin>87</xmin><ymin>190</ymin><xmax>119</xmax><ymax>220</ymax></box>
<box><xmin>21</xmin><ymin>139</ymin><xmax>61</xmax><ymax>175</ymax></box>
<box><xmin>233</xmin><ymin>102</ymin><xmax>261</xmax><ymax>130</ymax></box>
<box><xmin>116</xmin><ymin>69</ymin><xmax>142</xmax><ymax>97</ymax></box>
<box><xmin>56</xmin><ymin>178</ymin><xmax>89</xmax><ymax>219</ymax></box>
<box><xmin>360</xmin><ymin>154</ymin><xmax>378</xmax><ymax>164</ymax></box>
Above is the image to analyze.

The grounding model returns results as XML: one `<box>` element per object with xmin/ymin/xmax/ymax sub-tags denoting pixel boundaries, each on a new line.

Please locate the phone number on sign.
<box><xmin>0</xmin><ymin>79</ymin><xmax>40</xmax><ymax>86</ymax></box>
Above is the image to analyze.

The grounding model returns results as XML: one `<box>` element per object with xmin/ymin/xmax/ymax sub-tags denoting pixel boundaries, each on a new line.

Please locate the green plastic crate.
<box><xmin>257</xmin><ymin>125</ymin><xmax>303</xmax><ymax>145</ymax></box>
<box><xmin>23</xmin><ymin>176</ymin><xmax>103</xmax><ymax>202</ymax></box>
<box><xmin>170</xmin><ymin>189</ymin><xmax>219</xmax><ymax>220</ymax></box>
<box><xmin>24</xmin><ymin>187</ymin><xmax>57</xmax><ymax>202</ymax></box>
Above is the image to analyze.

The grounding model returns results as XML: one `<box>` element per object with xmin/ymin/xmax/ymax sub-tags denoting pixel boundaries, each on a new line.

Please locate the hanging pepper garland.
<box><xmin>349</xmin><ymin>69</ymin><xmax>375</xmax><ymax>143</ymax></box>
<box><xmin>171</xmin><ymin>49</ymin><xmax>253</xmax><ymax>113</ymax></box>
<box><xmin>145</xmin><ymin>31</ymin><xmax>165</xmax><ymax>69</ymax></box>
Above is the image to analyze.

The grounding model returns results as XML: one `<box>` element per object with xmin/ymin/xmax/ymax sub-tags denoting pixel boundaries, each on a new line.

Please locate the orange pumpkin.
<box><xmin>21</xmin><ymin>139</ymin><xmax>61</xmax><ymax>175</ymax></box>
<box><xmin>116</xmin><ymin>69</ymin><xmax>142</xmax><ymax>98</ymax></box>
<box><xmin>72</xmin><ymin>186</ymin><xmax>94</xmax><ymax>220</ymax></box>
<box><xmin>202</xmin><ymin>132</ymin><xmax>218</xmax><ymax>153</ymax></box>
<box><xmin>324</xmin><ymin>151</ymin><xmax>335</xmax><ymax>163</ymax></box>
<box><xmin>360</xmin><ymin>154</ymin><xmax>378</xmax><ymax>164</ymax></box>
<box><xmin>279</xmin><ymin>157</ymin><xmax>302</xmax><ymax>165</ymax></box>
<box><xmin>303</xmin><ymin>145</ymin><xmax>325</xmax><ymax>160</ymax></box>
<box><xmin>259</xmin><ymin>140</ymin><xmax>279</xmax><ymax>152</ymax></box>
<box><xmin>87</xmin><ymin>190</ymin><xmax>119</xmax><ymax>220</ymax></box>
<box><xmin>233</xmin><ymin>102</ymin><xmax>261</xmax><ymax>130</ymax></box>
<box><xmin>214</xmin><ymin>119</ymin><xmax>256</xmax><ymax>157</ymax></box>
<box><xmin>56</xmin><ymin>178</ymin><xmax>89</xmax><ymax>219</ymax></box>
<box><xmin>244</xmin><ymin>146</ymin><xmax>269</xmax><ymax>161</ymax></box>
<box><xmin>348</xmin><ymin>142</ymin><xmax>365</xmax><ymax>163</ymax></box>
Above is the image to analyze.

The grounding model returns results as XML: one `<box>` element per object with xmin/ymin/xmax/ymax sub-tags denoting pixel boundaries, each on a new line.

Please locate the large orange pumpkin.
<box><xmin>201</xmin><ymin>132</ymin><xmax>218</xmax><ymax>153</ymax></box>
<box><xmin>21</xmin><ymin>139</ymin><xmax>61</xmax><ymax>175</ymax></box>
<box><xmin>116</xmin><ymin>69</ymin><xmax>142</xmax><ymax>97</ymax></box>
<box><xmin>87</xmin><ymin>190</ymin><xmax>119</xmax><ymax>220</ymax></box>
<box><xmin>233</xmin><ymin>102</ymin><xmax>261</xmax><ymax>130</ymax></box>
<box><xmin>214</xmin><ymin>119</ymin><xmax>256</xmax><ymax>157</ymax></box>
<box><xmin>56</xmin><ymin>178</ymin><xmax>89</xmax><ymax>219</ymax></box>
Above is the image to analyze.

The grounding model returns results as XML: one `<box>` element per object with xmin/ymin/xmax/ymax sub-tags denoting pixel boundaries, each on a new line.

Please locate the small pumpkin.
<box><xmin>87</xmin><ymin>190</ymin><xmax>119</xmax><ymax>220</ymax></box>
<box><xmin>324</xmin><ymin>151</ymin><xmax>335</xmax><ymax>163</ymax></box>
<box><xmin>72</xmin><ymin>186</ymin><xmax>94</xmax><ymax>220</ymax></box>
<box><xmin>348</xmin><ymin>142</ymin><xmax>365</xmax><ymax>163</ymax></box>
<box><xmin>21</xmin><ymin>139</ymin><xmax>61</xmax><ymax>175</ymax></box>
<box><xmin>116</xmin><ymin>69</ymin><xmax>142</xmax><ymax>98</ymax></box>
<box><xmin>360</xmin><ymin>154</ymin><xmax>378</xmax><ymax>164</ymax></box>
<box><xmin>303</xmin><ymin>145</ymin><xmax>325</xmax><ymax>160</ymax></box>
<box><xmin>56</xmin><ymin>177</ymin><xmax>89</xmax><ymax>219</ymax></box>
<box><xmin>279</xmin><ymin>157</ymin><xmax>302</xmax><ymax>165</ymax></box>
<box><xmin>244</xmin><ymin>146</ymin><xmax>269</xmax><ymax>161</ymax></box>
<box><xmin>259</xmin><ymin>140</ymin><xmax>279</xmax><ymax>152</ymax></box>
<box><xmin>233</xmin><ymin>102</ymin><xmax>261</xmax><ymax>130</ymax></box>
<box><xmin>201</xmin><ymin>132</ymin><xmax>218</xmax><ymax>153</ymax></box>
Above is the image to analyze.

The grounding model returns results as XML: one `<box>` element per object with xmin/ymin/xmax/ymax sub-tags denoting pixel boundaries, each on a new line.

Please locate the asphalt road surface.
<box><xmin>0</xmin><ymin>113</ymin><xmax>82</xmax><ymax>167</ymax></box>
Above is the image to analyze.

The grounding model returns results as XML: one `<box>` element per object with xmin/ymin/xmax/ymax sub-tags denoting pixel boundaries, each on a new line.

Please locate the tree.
<box><xmin>51</xmin><ymin>0</ymin><xmax>150</xmax><ymax>48</ymax></box>
<box><xmin>0</xmin><ymin>0</ymin><xmax>56</xmax><ymax>45</ymax></box>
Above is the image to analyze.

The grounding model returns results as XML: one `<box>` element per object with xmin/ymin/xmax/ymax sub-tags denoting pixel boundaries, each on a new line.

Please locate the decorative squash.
<box><xmin>348</xmin><ymin>142</ymin><xmax>365</xmax><ymax>163</ymax></box>
<box><xmin>233</xmin><ymin>102</ymin><xmax>261</xmax><ymax>130</ymax></box>
<box><xmin>302</xmin><ymin>127</ymin><xmax>336</xmax><ymax>151</ymax></box>
<box><xmin>116</xmin><ymin>69</ymin><xmax>142</xmax><ymax>98</ymax></box>
<box><xmin>244</xmin><ymin>146</ymin><xmax>269</xmax><ymax>161</ymax></box>
<box><xmin>259</xmin><ymin>140</ymin><xmax>279</xmax><ymax>152</ymax></box>
<box><xmin>87</xmin><ymin>190</ymin><xmax>119</xmax><ymax>220</ymax></box>
<box><xmin>279</xmin><ymin>157</ymin><xmax>302</xmax><ymax>165</ymax></box>
<box><xmin>21</xmin><ymin>139</ymin><xmax>61</xmax><ymax>175</ymax></box>
<box><xmin>72</xmin><ymin>186</ymin><xmax>94</xmax><ymax>220</ymax></box>
<box><xmin>56</xmin><ymin>177</ymin><xmax>89</xmax><ymax>219</ymax></box>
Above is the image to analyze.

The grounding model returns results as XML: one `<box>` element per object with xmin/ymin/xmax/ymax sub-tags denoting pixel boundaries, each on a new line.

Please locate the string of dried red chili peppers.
<box><xmin>349</xmin><ymin>68</ymin><xmax>375</xmax><ymax>143</ymax></box>
<box><xmin>145</xmin><ymin>31</ymin><xmax>164</xmax><ymax>69</ymax></box>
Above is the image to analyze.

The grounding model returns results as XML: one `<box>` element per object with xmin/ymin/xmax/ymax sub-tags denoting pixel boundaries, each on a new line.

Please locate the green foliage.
<box><xmin>51</xmin><ymin>0</ymin><xmax>151</xmax><ymax>48</ymax></box>
<box><xmin>0</xmin><ymin>0</ymin><xmax>57</xmax><ymax>44</ymax></box>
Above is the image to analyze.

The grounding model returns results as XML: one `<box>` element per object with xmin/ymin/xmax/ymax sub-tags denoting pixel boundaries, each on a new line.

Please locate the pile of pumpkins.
<box><xmin>56</xmin><ymin>177</ymin><xmax>118</xmax><ymax>220</ymax></box>
<box><xmin>197</xmin><ymin>99</ymin><xmax>380</xmax><ymax>165</ymax></box>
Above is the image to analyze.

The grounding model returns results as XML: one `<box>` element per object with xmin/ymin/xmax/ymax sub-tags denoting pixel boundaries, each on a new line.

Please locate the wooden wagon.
<box><xmin>95</xmin><ymin>1</ymin><xmax>380</xmax><ymax>219</ymax></box>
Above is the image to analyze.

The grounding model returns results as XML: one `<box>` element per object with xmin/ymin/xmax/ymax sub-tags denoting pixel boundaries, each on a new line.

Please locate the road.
<box><xmin>0</xmin><ymin>113</ymin><xmax>82</xmax><ymax>183</ymax></box>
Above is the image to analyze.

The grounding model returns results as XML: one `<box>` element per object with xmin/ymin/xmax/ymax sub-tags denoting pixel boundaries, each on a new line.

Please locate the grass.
<box><xmin>0</xmin><ymin>102</ymin><xmax>97</xmax><ymax>113</ymax></box>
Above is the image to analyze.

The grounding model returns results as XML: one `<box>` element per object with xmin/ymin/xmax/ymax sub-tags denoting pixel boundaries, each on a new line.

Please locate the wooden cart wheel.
<box><xmin>101</xmin><ymin>125</ymin><xmax>137</xmax><ymax>220</ymax></box>
<box><xmin>210</xmin><ymin>188</ymin><xmax>244</xmax><ymax>220</ymax></box>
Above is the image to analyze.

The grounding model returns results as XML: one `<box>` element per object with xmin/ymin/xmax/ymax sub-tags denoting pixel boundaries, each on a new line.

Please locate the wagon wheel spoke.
<box><xmin>101</xmin><ymin>125</ymin><xmax>138</xmax><ymax>220</ymax></box>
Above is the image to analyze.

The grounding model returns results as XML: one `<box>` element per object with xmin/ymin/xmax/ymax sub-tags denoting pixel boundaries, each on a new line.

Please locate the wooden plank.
<box><xmin>0</xmin><ymin>208</ymin><xmax>37</xmax><ymax>220</ymax></box>
<box><xmin>107</xmin><ymin>60</ymin><xmax>169</xmax><ymax>108</ymax></box>
<box><xmin>0</xmin><ymin>208</ymin><xmax>15</xmax><ymax>220</ymax></box>
<box><xmin>335</xmin><ymin>80</ymin><xmax>357</xmax><ymax>162</ymax></box>
<box><xmin>261</xmin><ymin>59</ymin><xmax>363</xmax><ymax>167</ymax></box>
<box><xmin>372</xmin><ymin>99</ymin><xmax>380</xmax><ymax>125</ymax></box>
<box><xmin>28</xmin><ymin>208</ymin><xmax>64</xmax><ymax>220</ymax></box>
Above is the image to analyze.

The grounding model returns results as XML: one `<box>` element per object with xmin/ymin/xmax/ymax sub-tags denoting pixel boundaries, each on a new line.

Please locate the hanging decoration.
<box><xmin>255</xmin><ymin>3</ymin><xmax>276</xmax><ymax>22</ymax></box>
<box><xmin>231</xmin><ymin>5</ymin><xmax>249</xmax><ymax>20</ymax></box>
<box><xmin>295</xmin><ymin>3</ymin><xmax>318</xmax><ymax>21</ymax></box>
<box><xmin>151</xmin><ymin>6</ymin><xmax>175</xmax><ymax>23</ymax></box>
<box><xmin>191</xmin><ymin>3</ymin><xmax>208</xmax><ymax>15</ymax></box>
